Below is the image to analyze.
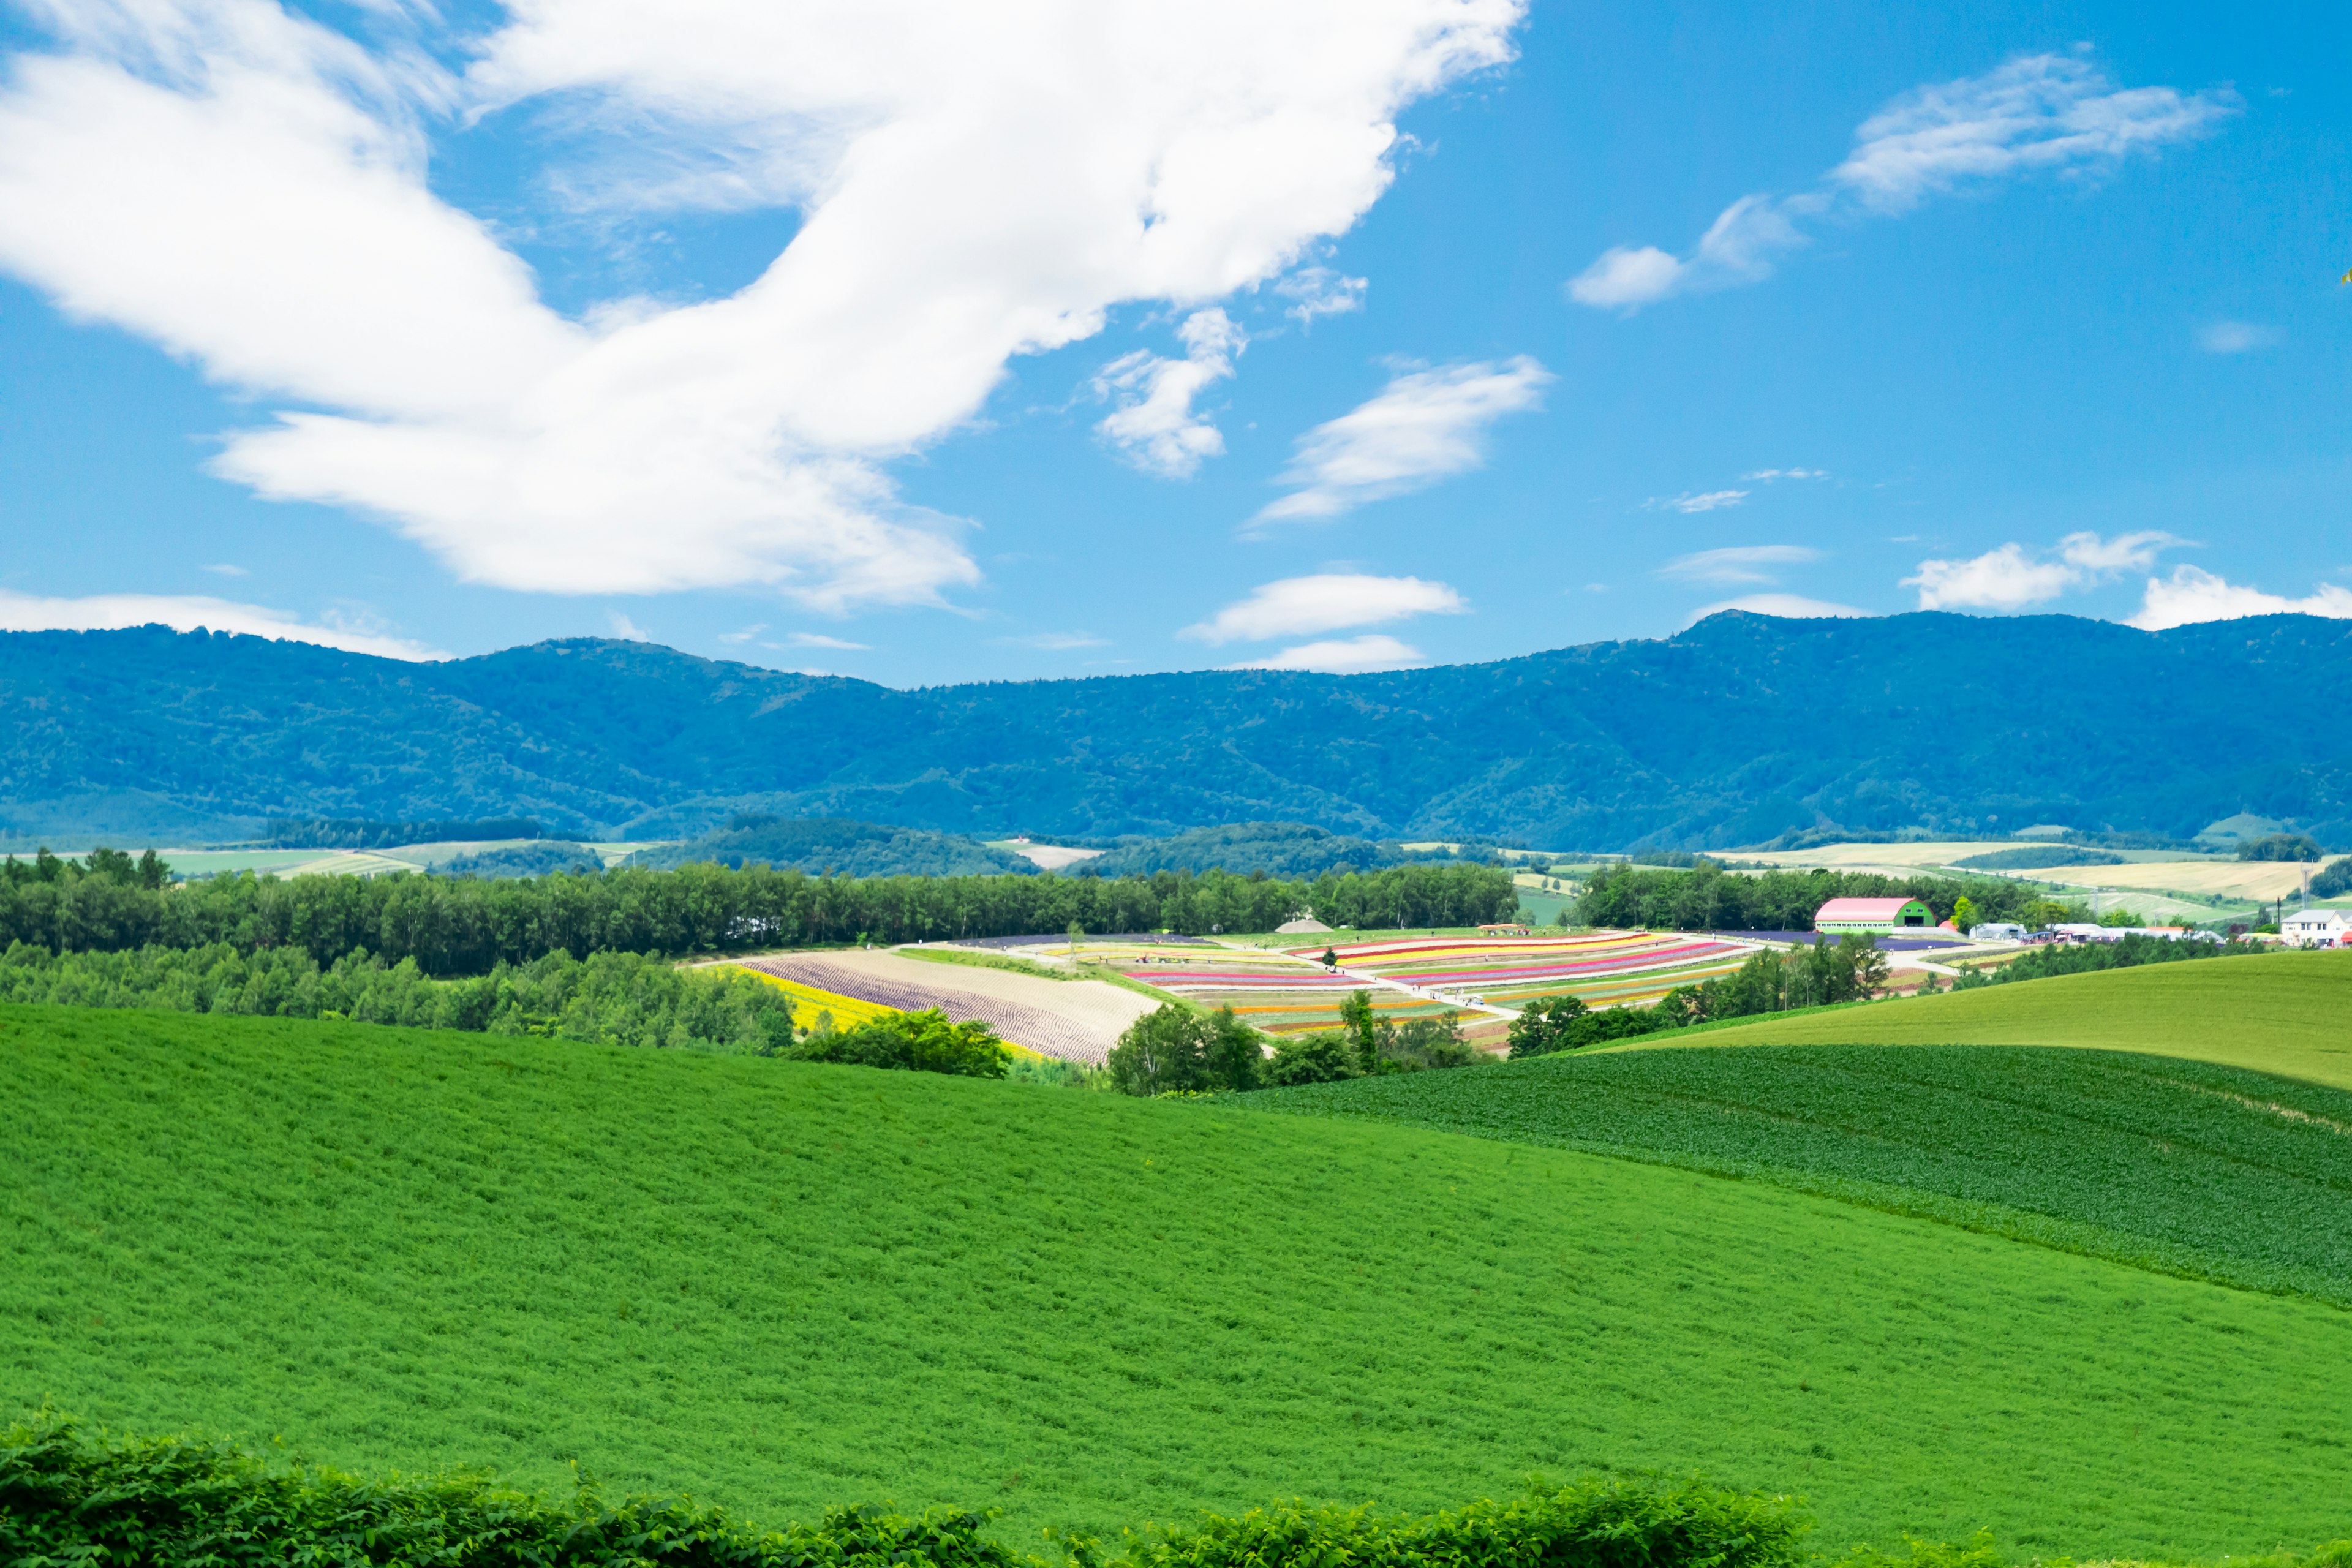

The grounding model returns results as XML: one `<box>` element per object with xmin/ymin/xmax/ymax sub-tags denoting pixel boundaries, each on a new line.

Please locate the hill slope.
<box><xmin>1676</xmin><ymin>950</ymin><xmax>2352</xmax><ymax>1089</ymax></box>
<box><xmin>1245</xmin><ymin>1042</ymin><xmax>2352</xmax><ymax>1303</ymax></box>
<box><xmin>6</xmin><ymin>1005</ymin><xmax>2351</xmax><ymax>1557</ymax></box>
<box><xmin>9</xmin><ymin>612</ymin><xmax>2352</xmax><ymax>846</ymax></box>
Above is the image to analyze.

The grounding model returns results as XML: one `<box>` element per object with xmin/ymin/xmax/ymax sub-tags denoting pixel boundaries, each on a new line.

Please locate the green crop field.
<box><xmin>1671</xmin><ymin>951</ymin><xmax>2352</xmax><ymax>1088</ymax></box>
<box><xmin>1245</xmin><ymin>1043</ymin><xmax>2352</xmax><ymax>1305</ymax></box>
<box><xmin>6</xmin><ymin>1004</ymin><xmax>2352</xmax><ymax>1559</ymax></box>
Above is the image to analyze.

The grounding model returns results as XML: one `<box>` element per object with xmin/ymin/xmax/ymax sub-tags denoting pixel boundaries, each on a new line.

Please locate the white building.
<box><xmin>1968</xmin><ymin>922</ymin><xmax>2027</xmax><ymax>941</ymax></box>
<box><xmin>2281</xmin><ymin>909</ymin><xmax>2352</xmax><ymax>949</ymax></box>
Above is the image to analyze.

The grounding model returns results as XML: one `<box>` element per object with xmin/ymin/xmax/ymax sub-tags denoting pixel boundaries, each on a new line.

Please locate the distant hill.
<box><xmin>627</xmin><ymin>815</ymin><xmax>1035</xmax><ymax>877</ymax></box>
<box><xmin>1068</xmin><ymin>821</ymin><xmax>1479</xmax><ymax>878</ymax></box>
<box><xmin>6</xmin><ymin>611</ymin><xmax>2352</xmax><ymax>850</ymax></box>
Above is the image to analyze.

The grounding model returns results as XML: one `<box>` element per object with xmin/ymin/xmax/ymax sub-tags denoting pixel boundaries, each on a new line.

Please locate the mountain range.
<box><xmin>4</xmin><ymin>611</ymin><xmax>2350</xmax><ymax>851</ymax></box>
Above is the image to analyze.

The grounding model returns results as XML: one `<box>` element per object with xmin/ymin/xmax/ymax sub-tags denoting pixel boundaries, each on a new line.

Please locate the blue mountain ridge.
<box><xmin>2</xmin><ymin>610</ymin><xmax>2346</xmax><ymax>851</ymax></box>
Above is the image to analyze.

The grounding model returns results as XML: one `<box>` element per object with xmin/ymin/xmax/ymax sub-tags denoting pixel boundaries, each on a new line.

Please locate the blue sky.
<box><xmin>0</xmin><ymin>0</ymin><xmax>2345</xmax><ymax>685</ymax></box>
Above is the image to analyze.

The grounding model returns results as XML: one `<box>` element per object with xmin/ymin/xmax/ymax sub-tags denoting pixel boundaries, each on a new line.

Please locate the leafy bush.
<box><xmin>0</xmin><ymin>1414</ymin><xmax>1813</xmax><ymax>1568</ymax></box>
<box><xmin>2310</xmin><ymin>858</ymin><xmax>2352</xmax><ymax>898</ymax></box>
<box><xmin>1507</xmin><ymin>995</ymin><xmax>1589</xmax><ymax>1058</ymax></box>
<box><xmin>0</xmin><ymin>940</ymin><xmax>796</xmax><ymax>1052</ymax></box>
<box><xmin>1107</xmin><ymin>1003</ymin><xmax>1262</xmax><ymax>1095</ymax></box>
<box><xmin>793</xmin><ymin>1008</ymin><xmax>1007</xmax><ymax>1077</ymax></box>
<box><xmin>1265</xmin><ymin>1031</ymin><xmax>1356</xmax><ymax>1086</ymax></box>
<box><xmin>0</xmin><ymin>1412</ymin><xmax>1025</xmax><ymax>1568</ymax></box>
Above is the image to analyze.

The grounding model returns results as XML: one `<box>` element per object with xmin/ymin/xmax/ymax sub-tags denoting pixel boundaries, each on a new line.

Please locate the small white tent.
<box><xmin>1276</xmin><ymin>917</ymin><xmax>1333</xmax><ymax>935</ymax></box>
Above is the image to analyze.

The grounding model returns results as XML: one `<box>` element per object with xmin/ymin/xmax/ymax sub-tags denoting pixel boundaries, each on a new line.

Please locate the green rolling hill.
<box><xmin>6</xmin><ymin>1004</ymin><xmax>2351</xmax><ymax>1559</ymax></box>
<box><xmin>1670</xmin><ymin>949</ymin><xmax>2352</xmax><ymax>1089</ymax></box>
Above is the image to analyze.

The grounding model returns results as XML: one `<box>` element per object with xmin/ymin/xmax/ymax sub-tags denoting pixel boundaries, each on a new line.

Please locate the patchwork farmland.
<box><xmin>976</xmin><ymin>930</ymin><xmax>1766</xmax><ymax>1038</ymax></box>
<box><xmin>736</xmin><ymin>948</ymin><xmax>1156</xmax><ymax>1062</ymax></box>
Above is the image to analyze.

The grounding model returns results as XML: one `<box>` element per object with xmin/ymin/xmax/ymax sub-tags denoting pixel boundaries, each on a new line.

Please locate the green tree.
<box><xmin>1265</xmin><ymin>1031</ymin><xmax>1355</xmax><ymax>1085</ymax></box>
<box><xmin>1336</xmin><ymin>989</ymin><xmax>1382</xmax><ymax>1074</ymax></box>
<box><xmin>1107</xmin><ymin>1003</ymin><xmax>1208</xmax><ymax>1095</ymax></box>
<box><xmin>1204</xmin><ymin>1006</ymin><xmax>1264</xmax><ymax>1090</ymax></box>
<box><xmin>1951</xmin><ymin>895</ymin><xmax>1978</xmax><ymax>932</ymax></box>
<box><xmin>1506</xmin><ymin>994</ymin><xmax>1589</xmax><ymax>1059</ymax></box>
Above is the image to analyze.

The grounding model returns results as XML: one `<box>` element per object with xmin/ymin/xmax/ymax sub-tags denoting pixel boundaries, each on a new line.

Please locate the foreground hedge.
<box><xmin>0</xmin><ymin>1415</ymin><xmax>1805</xmax><ymax>1568</ymax></box>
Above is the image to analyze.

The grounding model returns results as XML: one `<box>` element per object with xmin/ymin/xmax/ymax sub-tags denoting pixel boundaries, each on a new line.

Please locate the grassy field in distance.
<box><xmin>1245</xmin><ymin>1042</ymin><xmax>2352</xmax><ymax>1304</ymax></box>
<box><xmin>1662</xmin><ymin>950</ymin><xmax>2352</xmax><ymax>1089</ymax></box>
<box><xmin>6</xmin><ymin>1004</ymin><xmax>2352</xmax><ymax>1559</ymax></box>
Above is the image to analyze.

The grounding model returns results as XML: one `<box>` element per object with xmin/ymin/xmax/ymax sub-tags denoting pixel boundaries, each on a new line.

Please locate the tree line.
<box><xmin>1572</xmin><ymin>861</ymin><xmax>2065</xmax><ymax>933</ymax></box>
<box><xmin>0</xmin><ymin>940</ymin><xmax>798</xmax><ymax>1052</ymax></box>
<box><xmin>0</xmin><ymin>850</ymin><xmax>1517</xmax><ymax>977</ymax></box>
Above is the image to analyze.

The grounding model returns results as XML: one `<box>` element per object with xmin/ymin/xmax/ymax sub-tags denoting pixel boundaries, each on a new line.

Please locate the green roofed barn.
<box><xmin>1816</xmin><ymin>895</ymin><xmax>1936</xmax><ymax>934</ymax></box>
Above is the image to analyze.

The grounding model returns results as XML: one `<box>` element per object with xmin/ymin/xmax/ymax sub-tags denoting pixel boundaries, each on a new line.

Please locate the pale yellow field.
<box><xmin>2027</xmin><ymin>858</ymin><xmax>2339</xmax><ymax>902</ymax></box>
<box><xmin>1730</xmin><ymin>840</ymin><xmax>2034</xmax><ymax>870</ymax></box>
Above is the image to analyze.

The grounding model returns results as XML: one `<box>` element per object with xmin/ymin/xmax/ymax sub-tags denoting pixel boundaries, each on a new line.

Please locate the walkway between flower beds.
<box><xmin>735</xmin><ymin>948</ymin><xmax>1157</xmax><ymax>1065</ymax></box>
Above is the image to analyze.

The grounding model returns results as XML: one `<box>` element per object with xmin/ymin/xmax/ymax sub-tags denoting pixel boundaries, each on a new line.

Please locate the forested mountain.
<box><xmin>5</xmin><ymin>611</ymin><xmax>2352</xmax><ymax>851</ymax></box>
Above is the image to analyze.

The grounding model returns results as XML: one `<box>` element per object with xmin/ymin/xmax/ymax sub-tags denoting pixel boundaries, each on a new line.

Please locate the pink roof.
<box><xmin>1816</xmin><ymin>897</ymin><xmax>1924</xmax><ymax>919</ymax></box>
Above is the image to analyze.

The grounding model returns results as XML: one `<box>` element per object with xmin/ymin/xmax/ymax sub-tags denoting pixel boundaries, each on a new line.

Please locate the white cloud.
<box><xmin>1274</xmin><ymin>264</ymin><xmax>1368</xmax><ymax>325</ymax></box>
<box><xmin>2128</xmin><ymin>566</ymin><xmax>2352</xmax><ymax>630</ymax></box>
<box><xmin>1659</xmin><ymin>545</ymin><xmax>1824</xmax><ymax>586</ymax></box>
<box><xmin>0</xmin><ymin>0</ymin><xmax>1526</xmax><ymax>606</ymax></box>
<box><xmin>715</xmin><ymin>624</ymin><xmax>765</xmax><ymax>643</ymax></box>
<box><xmin>1689</xmin><ymin>594</ymin><xmax>1872</xmax><ymax>622</ymax></box>
<box><xmin>1569</xmin><ymin>51</ymin><xmax>2234</xmax><ymax>311</ymax></box>
<box><xmin>608</xmin><ymin>611</ymin><xmax>650</xmax><ymax>639</ymax></box>
<box><xmin>2199</xmin><ymin>320</ymin><xmax>2280</xmax><ymax>354</ymax></box>
<box><xmin>1257</xmin><ymin>356</ymin><xmax>1551</xmax><ymax>521</ymax></box>
<box><xmin>1224</xmin><ymin>633</ymin><xmax>1423</xmax><ymax>673</ymax></box>
<box><xmin>1904</xmin><ymin>530</ymin><xmax>2184</xmax><ymax>610</ymax></box>
<box><xmin>1093</xmin><ymin>309</ymin><xmax>1245</xmax><ymax>479</ymax></box>
<box><xmin>1182</xmin><ymin>572</ymin><xmax>1466</xmax><ymax>644</ymax></box>
<box><xmin>1741</xmin><ymin>468</ymin><xmax>1827</xmax><ymax>481</ymax></box>
<box><xmin>1653</xmin><ymin>489</ymin><xmax>1748</xmax><ymax>514</ymax></box>
<box><xmin>0</xmin><ymin>589</ymin><xmax>445</xmax><ymax>659</ymax></box>
<box><xmin>201</xmin><ymin>562</ymin><xmax>249</xmax><ymax>577</ymax></box>
<box><xmin>784</xmin><ymin>631</ymin><xmax>869</xmax><ymax>650</ymax></box>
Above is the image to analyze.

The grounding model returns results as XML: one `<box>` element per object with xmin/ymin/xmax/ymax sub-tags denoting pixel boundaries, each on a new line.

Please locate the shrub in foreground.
<box><xmin>0</xmin><ymin>1414</ymin><xmax>1813</xmax><ymax>1568</ymax></box>
<box><xmin>791</xmin><ymin>1007</ymin><xmax>1008</xmax><ymax>1078</ymax></box>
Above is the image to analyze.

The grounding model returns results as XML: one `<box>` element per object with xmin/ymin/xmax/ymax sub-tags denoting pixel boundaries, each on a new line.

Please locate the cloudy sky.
<box><xmin>0</xmin><ymin>0</ymin><xmax>2344</xmax><ymax>680</ymax></box>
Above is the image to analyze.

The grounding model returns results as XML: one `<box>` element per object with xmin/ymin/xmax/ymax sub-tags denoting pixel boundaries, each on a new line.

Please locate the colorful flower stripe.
<box><xmin>1374</xmin><ymin>943</ymin><xmax>1744</xmax><ymax>987</ymax></box>
<box><xmin>736</xmin><ymin>970</ymin><xmax>901</xmax><ymax>1030</ymax></box>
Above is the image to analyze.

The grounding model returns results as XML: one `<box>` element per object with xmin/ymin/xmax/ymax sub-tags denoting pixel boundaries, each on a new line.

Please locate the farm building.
<box><xmin>2282</xmin><ymin>908</ymin><xmax>2352</xmax><ymax>948</ymax></box>
<box><xmin>1815</xmin><ymin>896</ymin><xmax>1935</xmax><ymax>934</ymax></box>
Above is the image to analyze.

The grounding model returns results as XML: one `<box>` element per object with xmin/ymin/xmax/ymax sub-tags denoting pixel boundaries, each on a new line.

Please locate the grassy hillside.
<box><xmin>1676</xmin><ymin>950</ymin><xmax>2352</xmax><ymax>1089</ymax></box>
<box><xmin>6</xmin><ymin>1008</ymin><xmax>2352</xmax><ymax>1556</ymax></box>
<box><xmin>1245</xmin><ymin>1044</ymin><xmax>2352</xmax><ymax>1304</ymax></box>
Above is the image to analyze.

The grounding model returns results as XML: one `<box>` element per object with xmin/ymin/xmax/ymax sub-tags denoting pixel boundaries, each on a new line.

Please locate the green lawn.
<box><xmin>1667</xmin><ymin>949</ymin><xmax>2352</xmax><ymax>1088</ymax></box>
<box><xmin>6</xmin><ymin>1005</ymin><xmax>2351</xmax><ymax>1558</ymax></box>
<box><xmin>1245</xmin><ymin>1044</ymin><xmax>2352</xmax><ymax>1305</ymax></box>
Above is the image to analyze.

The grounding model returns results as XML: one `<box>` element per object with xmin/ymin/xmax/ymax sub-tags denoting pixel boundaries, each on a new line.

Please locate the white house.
<box><xmin>1967</xmin><ymin>922</ymin><xmax>2028</xmax><ymax>941</ymax></box>
<box><xmin>2281</xmin><ymin>909</ymin><xmax>2352</xmax><ymax>949</ymax></box>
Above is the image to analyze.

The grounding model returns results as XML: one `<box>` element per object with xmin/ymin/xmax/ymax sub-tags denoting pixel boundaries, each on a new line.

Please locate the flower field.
<box><xmin>1297</xmin><ymin>932</ymin><xmax>1758</xmax><ymax>1009</ymax></box>
<box><xmin>737</xmin><ymin>950</ymin><xmax>1155</xmax><ymax>1062</ymax></box>
<box><xmin>968</xmin><ymin>931</ymin><xmax>1759</xmax><ymax>1038</ymax></box>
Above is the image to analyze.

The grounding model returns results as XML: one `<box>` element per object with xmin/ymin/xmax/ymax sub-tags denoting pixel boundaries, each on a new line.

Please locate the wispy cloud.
<box><xmin>608</xmin><ymin>611</ymin><xmax>650</xmax><ymax>640</ymax></box>
<box><xmin>1224</xmin><ymin>633</ymin><xmax>1425</xmax><ymax>674</ymax></box>
<box><xmin>202</xmin><ymin>563</ymin><xmax>249</xmax><ymax>578</ymax></box>
<box><xmin>1651</xmin><ymin>489</ymin><xmax>1748</xmax><ymax>514</ymax></box>
<box><xmin>1690</xmin><ymin>593</ymin><xmax>1872</xmax><ymax>622</ymax></box>
<box><xmin>1093</xmin><ymin>309</ymin><xmax>1246</xmax><ymax>479</ymax></box>
<box><xmin>716</xmin><ymin>624</ymin><xmax>766</xmax><ymax>644</ymax></box>
<box><xmin>2199</xmin><ymin>320</ymin><xmax>2280</xmax><ymax>354</ymax></box>
<box><xmin>2129</xmin><ymin>567</ymin><xmax>2352</xmax><ymax>630</ymax></box>
<box><xmin>1257</xmin><ymin>358</ymin><xmax>1551</xmax><ymax>522</ymax></box>
<box><xmin>1904</xmin><ymin>530</ymin><xmax>2183</xmax><ymax>611</ymax></box>
<box><xmin>1741</xmin><ymin>468</ymin><xmax>1827</xmax><ymax>482</ymax></box>
<box><xmin>1274</xmin><ymin>265</ymin><xmax>1368</xmax><ymax>326</ymax></box>
<box><xmin>0</xmin><ymin>589</ymin><xmax>445</xmax><ymax>660</ymax></box>
<box><xmin>1183</xmin><ymin>573</ymin><xmax>1467</xmax><ymax>644</ymax></box>
<box><xmin>782</xmin><ymin>631</ymin><xmax>869</xmax><ymax>650</ymax></box>
<box><xmin>1659</xmin><ymin>545</ymin><xmax>1825</xmax><ymax>586</ymax></box>
<box><xmin>1570</xmin><ymin>51</ymin><xmax>2235</xmax><ymax>311</ymax></box>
